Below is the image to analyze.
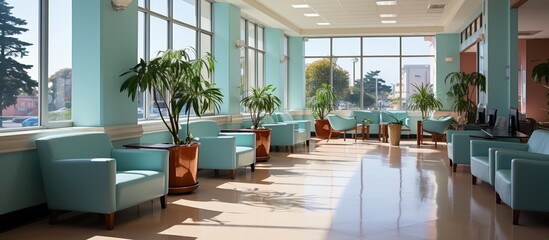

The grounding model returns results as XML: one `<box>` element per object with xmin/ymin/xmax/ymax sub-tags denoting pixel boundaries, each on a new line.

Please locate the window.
<box><xmin>305</xmin><ymin>36</ymin><xmax>434</xmax><ymax>111</ymax></box>
<box><xmin>0</xmin><ymin>0</ymin><xmax>72</xmax><ymax>130</ymax></box>
<box><xmin>138</xmin><ymin>0</ymin><xmax>213</xmax><ymax>120</ymax></box>
<box><xmin>240</xmin><ymin>19</ymin><xmax>265</xmax><ymax>111</ymax></box>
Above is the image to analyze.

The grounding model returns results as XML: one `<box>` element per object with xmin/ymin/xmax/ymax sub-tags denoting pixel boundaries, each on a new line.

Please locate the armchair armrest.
<box><xmin>495</xmin><ymin>150</ymin><xmax>549</xmax><ymax>171</ymax></box>
<box><xmin>112</xmin><ymin>148</ymin><xmax>169</xmax><ymax>172</ymax></box>
<box><xmin>471</xmin><ymin>140</ymin><xmax>528</xmax><ymax>157</ymax></box>
<box><xmin>263</xmin><ymin>123</ymin><xmax>296</xmax><ymax>146</ymax></box>
<box><xmin>48</xmin><ymin>158</ymin><xmax>117</xmax><ymax>213</ymax></box>
<box><xmin>219</xmin><ymin>132</ymin><xmax>255</xmax><ymax>148</ymax></box>
<box><xmin>512</xmin><ymin>159</ymin><xmax>549</xmax><ymax>210</ymax></box>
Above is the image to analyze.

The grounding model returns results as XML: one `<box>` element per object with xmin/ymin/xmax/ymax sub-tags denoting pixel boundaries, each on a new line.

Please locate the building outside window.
<box><xmin>305</xmin><ymin>36</ymin><xmax>435</xmax><ymax>111</ymax></box>
<box><xmin>138</xmin><ymin>0</ymin><xmax>213</xmax><ymax>120</ymax></box>
<box><xmin>0</xmin><ymin>0</ymin><xmax>72</xmax><ymax>130</ymax></box>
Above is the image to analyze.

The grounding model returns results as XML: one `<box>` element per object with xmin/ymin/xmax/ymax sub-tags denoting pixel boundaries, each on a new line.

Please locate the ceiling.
<box><xmin>217</xmin><ymin>0</ymin><xmax>549</xmax><ymax>38</ymax></box>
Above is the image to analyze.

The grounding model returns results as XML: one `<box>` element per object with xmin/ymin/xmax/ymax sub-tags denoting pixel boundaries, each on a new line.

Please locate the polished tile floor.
<box><xmin>3</xmin><ymin>138</ymin><xmax>549</xmax><ymax>240</ymax></box>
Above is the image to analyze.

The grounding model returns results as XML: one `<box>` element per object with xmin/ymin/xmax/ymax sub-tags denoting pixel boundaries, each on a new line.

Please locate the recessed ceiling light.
<box><xmin>292</xmin><ymin>4</ymin><xmax>310</xmax><ymax>8</ymax></box>
<box><xmin>304</xmin><ymin>13</ymin><xmax>320</xmax><ymax>17</ymax></box>
<box><xmin>381</xmin><ymin>20</ymin><xmax>397</xmax><ymax>24</ymax></box>
<box><xmin>317</xmin><ymin>22</ymin><xmax>330</xmax><ymax>26</ymax></box>
<box><xmin>376</xmin><ymin>0</ymin><xmax>397</xmax><ymax>6</ymax></box>
<box><xmin>379</xmin><ymin>14</ymin><xmax>397</xmax><ymax>18</ymax></box>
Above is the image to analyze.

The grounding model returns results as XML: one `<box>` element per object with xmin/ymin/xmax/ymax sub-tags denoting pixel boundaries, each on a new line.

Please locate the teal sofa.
<box><xmin>272</xmin><ymin>112</ymin><xmax>312</xmax><ymax>141</ymax></box>
<box><xmin>35</xmin><ymin>132</ymin><xmax>169</xmax><ymax>230</ymax></box>
<box><xmin>181</xmin><ymin>120</ymin><xmax>256</xmax><ymax>178</ymax></box>
<box><xmin>352</xmin><ymin>110</ymin><xmax>380</xmax><ymax>137</ymax></box>
<box><xmin>262</xmin><ymin>115</ymin><xmax>308</xmax><ymax>152</ymax></box>
<box><xmin>491</xmin><ymin>130</ymin><xmax>549</xmax><ymax>224</ymax></box>
<box><xmin>470</xmin><ymin>129</ymin><xmax>545</xmax><ymax>186</ymax></box>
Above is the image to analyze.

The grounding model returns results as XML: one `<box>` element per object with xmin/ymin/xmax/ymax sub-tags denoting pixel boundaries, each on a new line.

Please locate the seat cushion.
<box><xmin>116</xmin><ymin>170</ymin><xmax>165</xmax><ymax>211</ymax></box>
<box><xmin>235</xmin><ymin>146</ymin><xmax>255</xmax><ymax>167</ymax></box>
<box><xmin>494</xmin><ymin>169</ymin><xmax>512</xmax><ymax>205</ymax></box>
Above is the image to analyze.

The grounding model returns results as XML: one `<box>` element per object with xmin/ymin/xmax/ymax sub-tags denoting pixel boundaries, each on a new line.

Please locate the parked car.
<box><xmin>21</xmin><ymin>117</ymin><xmax>38</xmax><ymax>127</ymax></box>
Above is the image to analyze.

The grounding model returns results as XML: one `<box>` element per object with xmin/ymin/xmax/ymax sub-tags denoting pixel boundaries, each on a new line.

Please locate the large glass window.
<box><xmin>138</xmin><ymin>0</ymin><xmax>213</xmax><ymax>120</ymax></box>
<box><xmin>305</xmin><ymin>36</ymin><xmax>434</xmax><ymax>110</ymax></box>
<box><xmin>0</xmin><ymin>0</ymin><xmax>72</xmax><ymax>130</ymax></box>
<box><xmin>240</xmin><ymin>19</ymin><xmax>265</xmax><ymax>111</ymax></box>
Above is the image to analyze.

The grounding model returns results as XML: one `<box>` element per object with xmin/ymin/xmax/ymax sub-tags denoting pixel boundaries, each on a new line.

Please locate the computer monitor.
<box><xmin>487</xmin><ymin>108</ymin><xmax>497</xmax><ymax>127</ymax></box>
<box><xmin>508</xmin><ymin>107</ymin><xmax>519</xmax><ymax>132</ymax></box>
<box><xmin>476</xmin><ymin>107</ymin><xmax>486</xmax><ymax>124</ymax></box>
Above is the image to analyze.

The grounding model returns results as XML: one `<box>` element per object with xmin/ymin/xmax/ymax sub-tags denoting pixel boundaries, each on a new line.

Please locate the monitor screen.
<box><xmin>476</xmin><ymin>107</ymin><xmax>486</xmax><ymax>124</ymax></box>
<box><xmin>487</xmin><ymin>108</ymin><xmax>497</xmax><ymax>127</ymax></box>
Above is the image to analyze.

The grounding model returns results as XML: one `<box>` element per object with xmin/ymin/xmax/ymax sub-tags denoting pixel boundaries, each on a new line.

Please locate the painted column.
<box><xmin>288</xmin><ymin>37</ymin><xmax>305</xmax><ymax>109</ymax></box>
<box><xmin>264</xmin><ymin>28</ymin><xmax>284</xmax><ymax>108</ymax></box>
<box><xmin>483</xmin><ymin>0</ymin><xmax>511</xmax><ymax>113</ymax></box>
<box><xmin>72</xmin><ymin>0</ymin><xmax>137</xmax><ymax>126</ymax></box>
<box><xmin>508</xmin><ymin>8</ymin><xmax>518</xmax><ymax>109</ymax></box>
<box><xmin>435</xmin><ymin>33</ymin><xmax>460</xmax><ymax>110</ymax></box>
<box><xmin>213</xmin><ymin>3</ymin><xmax>241</xmax><ymax>115</ymax></box>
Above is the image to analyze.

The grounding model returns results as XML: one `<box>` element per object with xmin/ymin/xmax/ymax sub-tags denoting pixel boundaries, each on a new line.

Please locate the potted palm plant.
<box><xmin>532</xmin><ymin>60</ymin><xmax>549</xmax><ymax>119</ymax></box>
<box><xmin>240</xmin><ymin>84</ymin><xmax>282</xmax><ymax>161</ymax></box>
<box><xmin>120</xmin><ymin>48</ymin><xmax>223</xmax><ymax>194</ymax></box>
<box><xmin>407</xmin><ymin>83</ymin><xmax>443</xmax><ymax>119</ymax></box>
<box><xmin>385</xmin><ymin>112</ymin><xmax>406</xmax><ymax>146</ymax></box>
<box><xmin>445</xmin><ymin>71</ymin><xmax>486</xmax><ymax>124</ymax></box>
<box><xmin>306</xmin><ymin>83</ymin><xmax>337</xmax><ymax>139</ymax></box>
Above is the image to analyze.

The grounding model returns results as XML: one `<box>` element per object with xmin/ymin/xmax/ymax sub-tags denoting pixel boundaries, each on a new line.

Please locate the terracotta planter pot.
<box><xmin>388</xmin><ymin>124</ymin><xmax>402</xmax><ymax>146</ymax></box>
<box><xmin>314</xmin><ymin>119</ymin><xmax>339</xmax><ymax>139</ymax></box>
<box><xmin>252</xmin><ymin>128</ymin><xmax>271</xmax><ymax>162</ymax></box>
<box><xmin>168</xmin><ymin>143</ymin><xmax>199</xmax><ymax>194</ymax></box>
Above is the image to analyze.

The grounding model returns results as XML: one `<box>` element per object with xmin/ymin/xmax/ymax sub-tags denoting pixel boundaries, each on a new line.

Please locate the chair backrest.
<box><xmin>36</xmin><ymin>132</ymin><xmax>113</xmax><ymax>164</ymax></box>
<box><xmin>262</xmin><ymin>115</ymin><xmax>276</xmax><ymax>124</ymax></box>
<box><xmin>327</xmin><ymin>115</ymin><xmax>356</xmax><ymax>131</ymax></box>
<box><xmin>422</xmin><ymin>116</ymin><xmax>453</xmax><ymax>134</ymax></box>
<box><xmin>273</xmin><ymin>112</ymin><xmax>294</xmax><ymax>122</ymax></box>
<box><xmin>180</xmin><ymin>120</ymin><xmax>220</xmax><ymax>138</ymax></box>
<box><xmin>527</xmin><ymin>129</ymin><xmax>549</xmax><ymax>155</ymax></box>
<box><xmin>352</xmin><ymin>110</ymin><xmax>380</xmax><ymax>124</ymax></box>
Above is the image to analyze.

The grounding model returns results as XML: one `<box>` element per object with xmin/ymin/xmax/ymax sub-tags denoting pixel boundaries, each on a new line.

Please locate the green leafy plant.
<box><xmin>306</xmin><ymin>83</ymin><xmax>336</xmax><ymax>120</ymax></box>
<box><xmin>385</xmin><ymin>112</ymin><xmax>406</xmax><ymax>126</ymax></box>
<box><xmin>445</xmin><ymin>71</ymin><xmax>486</xmax><ymax>124</ymax></box>
<box><xmin>240</xmin><ymin>84</ymin><xmax>282</xmax><ymax>129</ymax></box>
<box><xmin>120</xmin><ymin>48</ymin><xmax>223</xmax><ymax>144</ymax></box>
<box><xmin>407</xmin><ymin>83</ymin><xmax>443</xmax><ymax>119</ymax></box>
<box><xmin>532</xmin><ymin>59</ymin><xmax>549</xmax><ymax>118</ymax></box>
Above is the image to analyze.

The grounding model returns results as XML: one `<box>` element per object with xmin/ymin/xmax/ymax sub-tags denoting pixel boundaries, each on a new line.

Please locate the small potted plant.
<box><xmin>240</xmin><ymin>84</ymin><xmax>282</xmax><ymax>161</ymax></box>
<box><xmin>119</xmin><ymin>48</ymin><xmax>223</xmax><ymax>194</ymax></box>
<box><xmin>306</xmin><ymin>83</ymin><xmax>336</xmax><ymax>139</ymax></box>
<box><xmin>385</xmin><ymin>112</ymin><xmax>406</xmax><ymax>146</ymax></box>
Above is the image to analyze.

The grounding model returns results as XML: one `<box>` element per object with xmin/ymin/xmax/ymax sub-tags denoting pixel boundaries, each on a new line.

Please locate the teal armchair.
<box><xmin>273</xmin><ymin>112</ymin><xmax>312</xmax><ymax>140</ymax></box>
<box><xmin>352</xmin><ymin>110</ymin><xmax>380</xmax><ymax>137</ymax></box>
<box><xmin>180</xmin><ymin>120</ymin><xmax>255</xmax><ymax>178</ymax></box>
<box><xmin>327</xmin><ymin>115</ymin><xmax>361</xmax><ymax>142</ymax></box>
<box><xmin>262</xmin><ymin>115</ymin><xmax>308</xmax><ymax>152</ymax></box>
<box><xmin>35</xmin><ymin>132</ymin><xmax>169</xmax><ymax>230</ymax></box>
<box><xmin>493</xmin><ymin>149</ymin><xmax>549</xmax><ymax>224</ymax></box>
<box><xmin>446</xmin><ymin>130</ymin><xmax>488</xmax><ymax>172</ymax></box>
<box><xmin>470</xmin><ymin>129</ymin><xmax>546</xmax><ymax>185</ymax></box>
<box><xmin>419</xmin><ymin>116</ymin><xmax>453</xmax><ymax>148</ymax></box>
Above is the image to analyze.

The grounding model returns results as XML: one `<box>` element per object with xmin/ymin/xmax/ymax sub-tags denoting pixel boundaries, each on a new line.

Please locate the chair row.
<box><xmin>446</xmin><ymin>128</ymin><xmax>549</xmax><ymax>225</ymax></box>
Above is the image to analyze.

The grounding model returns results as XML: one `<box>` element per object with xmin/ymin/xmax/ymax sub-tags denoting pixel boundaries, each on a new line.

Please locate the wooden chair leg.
<box><xmin>105</xmin><ymin>213</ymin><xmax>115</xmax><ymax>230</ymax></box>
<box><xmin>452</xmin><ymin>163</ymin><xmax>457</xmax><ymax>172</ymax></box>
<box><xmin>306</xmin><ymin>140</ymin><xmax>310</xmax><ymax>146</ymax></box>
<box><xmin>251</xmin><ymin>163</ymin><xmax>255</xmax><ymax>172</ymax></box>
<box><xmin>160</xmin><ymin>195</ymin><xmax>167</xmax><ymax>209</ymax></box>
<box><xmin>214</xmin><ymin>169</ymin><xmax>219</xmax><ymax>176</ymax></box>
<box><xmin>433</xmin><ymin>134</ymin><xmax>438</xmax><ymax>148</ymax></box>
<box><xmin>290</xmin><ymin>146</ymin><xmax>294</xmax><ymax>153</ymax></box>
<box><xmin>496</xmin><ymin>193</ymin><xmax>502</xmax><ymax>204</ymax></box>
<box><xmin>229</xmin><ymin>170</ymin><xmax>235</xmax><ymax>179</ymax></box>
<box><xmin>355</xmin><ymin>126</ymin><xmax>358</xmax><ymax>142</ymax></box>
<box><xmin>49</xmin><ymin>210</ymin><xmax>59</xmax><ymax>225</ymax></box>
<box><xmin>343</xmin><ymin>131</ymin><xmax>347</xmax><ymax>141</ymax></box>
<box><xmin>472</xmin><ymin>175</ymin><xmax>477</xmax><ymax>185</ymax></box>
<box><xmin>513</xmin><ymin>210</ymin><xmax>520</xmax><ymax>225</ymax></box>
<box><xmin>449</xmin><ymin>159</ymin><xmax>453</xmax><ymax>166</ymax></box>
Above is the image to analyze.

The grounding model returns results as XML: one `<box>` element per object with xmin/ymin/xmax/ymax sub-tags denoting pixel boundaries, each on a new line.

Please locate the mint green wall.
<box><xmin>508</xmin><ymin>8</ymin><xmax>518</xmax><ymax>109</ymax></box>
<box><xmin>72</xmin><ymin>0</ymin><xmax>137</xmax><ymax>127</ymax></box>
<box><xmin>265</xmin><ymin>28</ymin><xmax>284</xmax><ymax>107</ymax></box>
<box><xmin>435</xmin><ymin>33</ymin><xmax>460</xmax><ymax>110</ymax></box>
<box><xmin>484</xmin><ymin>0</ymin><xmax>511</xmax><ymax>113</ymax></box>
<box><xmin>288</xmin><ymin>37</ymin><xmax>305</xmax><ymax>109</ymax></box>
<box><xmin>213</xmin><ymin>3</ymin><xmax>241</xmax><ymax>115</ymax></box>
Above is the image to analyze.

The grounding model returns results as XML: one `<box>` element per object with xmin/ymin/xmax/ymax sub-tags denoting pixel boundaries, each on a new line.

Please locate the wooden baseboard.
<box><xmin>0</xmin><ymin>204</ymin><xmax>48</xmax><ymax>233</ymax></box>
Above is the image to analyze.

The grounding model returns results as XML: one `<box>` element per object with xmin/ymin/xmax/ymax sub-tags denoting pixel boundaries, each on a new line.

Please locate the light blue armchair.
<box><xmin>446</xmin><ymin>130</ymin><xmax>488</xmax><ymax>172</ymax></box>
<box><xmin>35</xmin><ymin>132</ymin><xmax>169</xmax><ymax>230</ymax></box>
<box><xmin>470</xmin><ymin>129</ymin><xmax>546</xmax><ymax>185</ymax></box>
<box><xmin>262</xmin><ymin>115</ymin><xmax>308</xmax><ymax>152</ymax></box>
<box><xmin>180</xmin><ymin>120</ymin><xmax>255</xmax><ymax>179</ymax></box>
<box><xmin>352</xmin><ymin>110</ymin><xmax>380</xmax><ymax>138</ymax></box>
<box><xmin>493</xmin><ymin>149</ymin><xmax>549</xmax><ymax>224</ymax></box>
<box><xmin>419</xmin><ymin>116</ymin><xmax>453</xmax><ymax>148</ymax></box>
<box><xmin>327</xmin><ymin>115</ymin><xmax>361</xmax><ymax>142</ymax></box>
<box><xmin>273</xmin><ymin>112</ymin><xmax>312</xmax><ymax>142</ymax></box>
